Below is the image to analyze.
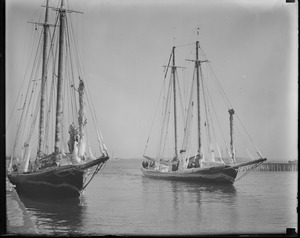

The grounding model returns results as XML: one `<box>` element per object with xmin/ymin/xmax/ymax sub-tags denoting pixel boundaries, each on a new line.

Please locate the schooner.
<box><xmin>7</xmin><ymin>0</ymin><xmax>109</xmax><ymax>198</ymax></box>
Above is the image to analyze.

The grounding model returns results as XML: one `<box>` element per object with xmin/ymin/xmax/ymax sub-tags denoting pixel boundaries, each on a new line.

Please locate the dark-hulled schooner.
<box><xmin>7</xmin><ymin>0</ymin><xmax>109</xmax><ymax>198</ymax></box>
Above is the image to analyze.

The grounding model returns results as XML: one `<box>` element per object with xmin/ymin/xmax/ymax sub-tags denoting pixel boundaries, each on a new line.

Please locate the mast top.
<box><xmin>42</xmin><ymin>0</ymin><xmax>83</xmax><ymax>15</ymax></box>
<box><xmin>228</xmin><ymin>108</ymin><xmax>235</xmax><ymax>115</ymax></box>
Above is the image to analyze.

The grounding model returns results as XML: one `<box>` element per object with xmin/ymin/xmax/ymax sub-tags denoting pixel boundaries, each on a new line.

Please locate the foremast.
<box><xmin>54</xmin><ymin>0</ymin><xmax>66</xmax><ymax>154</ymax></box>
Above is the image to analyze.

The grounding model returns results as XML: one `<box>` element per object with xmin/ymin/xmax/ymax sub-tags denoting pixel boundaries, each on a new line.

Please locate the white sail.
<box><xmin>78</xmin><ymin>137</ymin><xmax>86</xmax><ymax>158</ymax></box>
<box><xmin>210</xmin><ymin>144</ymin><xmax>215</xmax><ymax>162</ymax></box>
<box><xmin>103</xmin><ymin>143</ymin><xmax>108</xmax><ymax>155</ymax></box>
<box><xmin>72</xmin><ymin>141</ymin><xmax>81</xmax><ymax>164</ymax></box>
<box><xmin>61</xmin><ymin>147</ymin><xmax>66</xmax><ymax>157</ymax></box>
<box><xmin>88</xmin><ymin>145</ymin><xmax>97</xmax><ymax>160</ymax></box>
<box><xmin>20</xmin><ymin>143</ymin><xmax>31</xmax><ymax>172</ymax></box>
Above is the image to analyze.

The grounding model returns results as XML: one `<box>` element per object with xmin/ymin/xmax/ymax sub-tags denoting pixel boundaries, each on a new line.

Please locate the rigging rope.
<box><xmin>44</xmin><ymin>22</ymin><xmax>59</xmax><ymax>154</ymax></box>
<box><xmin>198</xmin><ymin>49</ymin><xmax>262</xmax><ymax>159</ymax></box>
<box><xmin>68</xmin><ymin>13</ymin><xmax>84</xmax><ymax>78</ymax></box>
<box><xmin>201</xmin><ymin>66</ymin><xmax>229</xmax><ymax>156</ymax></box>
<box><xmin>66</xmin><ymin>17</ymin><xmax>79</xmax><ymax>123</ymax></box>
<box><xmin>234</xmin><ymin>114</ymin><xmax>263</xmax><ymax>159</ymax></box>
<box><xmin>143</xmin><ymin>50</ymin><xmax>173</xmax><ymax>157</ymax></box>
<box><xmin>175</xmin><ymin>69</ymin><xmax>186</xmax><ymax>130</ymax></box>
<box><xmin>206</xmin><ymin>60</ymin><xmax>263</xmax><ymax>158</ymax></box>
<box><xmin>206</xmin><ymin>63</ymin><xmax>232</xmax><ymax>109</ymax></box>
<box><xmin>157</xmin><ymin>74</ymin><xmax>173</xmax><ymax>159</ymax></box>
<box><xmin>67</xmin><ymin>9</ymin><xmax>102</xmax><ymax>147</ymax></box>
<box><xmin>12</xmin><ymin>29</ymin><xmax>43</xmax><ymax>159</ymax></box>
<box><xmin>27</xmin><ymin>89</ymin><xmax>41</xmax><ymax>144</ymax></box>
<box><xmin>235</xmin><ymin>161</ymin><xmax>264</xmax><ymax>182</ymax></box>
<box><xmin>6</xmin><ymin>23</ymin><xmax>33</xmax><ymax>132</ymax></box>
<box><xmin>200</xmin><ymin>62</ymin><xmax>213</xmax><ymax>158</ymax></box>
<box><xmin>181</xmin><ymin>69</ymin><xmax>196</xmax><ymax>153</ymax></box>
<box><xmin>42</xmin><ymin>11</ymin><xmax>59</xmax><ymax>154</ymax></box>
<box><xmin>81</xmin><ymin>160</ymin><xmax>107</xmax><ymax>191</ymax></box>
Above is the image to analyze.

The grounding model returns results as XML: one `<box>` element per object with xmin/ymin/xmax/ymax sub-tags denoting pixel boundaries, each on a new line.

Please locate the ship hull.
<box><xmin>141</xmin><ymin>158</ymin><xmax>267</xmax><ymax>184</ymax></box>
<box><xmin>141</xmin><ymin>166</ymin><xmax>238</xmax><ymax>184</ymax></box>
<box><xmin>7</xmin><ymin>156</ymin><xmax>109</xmax><ymax>198</ymax></box>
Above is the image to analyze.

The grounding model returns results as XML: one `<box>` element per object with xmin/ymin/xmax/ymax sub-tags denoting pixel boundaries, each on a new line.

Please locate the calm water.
<box><xmin>18</xmin><ymin>159</ymin><xmax>297</xmax><ymax>235</ymax></box>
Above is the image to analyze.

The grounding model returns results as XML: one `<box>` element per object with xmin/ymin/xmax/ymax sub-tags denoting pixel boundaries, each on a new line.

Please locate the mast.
<box><xmin>172</xmin><ymin>46</ymin><xmax>178</xmax><ymax>158</ymax></box>
<box><xmin>37</xmin><ymin>0</ymin><xmax>49</xmax><ymax>158</ymax></box>
<box><xmin>195</xmin><ymin>41</ymin><xmax>202</xmax><ymax>158</ymax></box>
<box><xmin>194</xmin><ymin>41</ymin><xmax>209</xmax><ymax>159</ymax></box>
<box><xmin>77</xmin><ymin>77</ymin><xmax>87</xmax><ymax>158</ymax></box>
<box><xmin>54</xmin><ymin>0</ymin><xmax>66</xmax><ymax>154</ymax></box>
<box><xmin>228</xmin><ymin>108</ymin><xmax>235</xmax><ymax>163</ymax></box>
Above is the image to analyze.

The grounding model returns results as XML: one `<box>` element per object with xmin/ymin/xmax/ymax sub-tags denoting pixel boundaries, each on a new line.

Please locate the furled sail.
<box><xmin>20</xmin><ymin>143</ymin><xmax>31</xmax><ymax>172</ymax></box>
<box><xmin>78</xmin><ymin>78</ymin><xmax>87</xmax><ymax>158</ymax></box>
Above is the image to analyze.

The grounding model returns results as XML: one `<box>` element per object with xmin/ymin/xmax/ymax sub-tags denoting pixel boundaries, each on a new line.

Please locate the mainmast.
<box><xmin>54</xmin><ymin>0</ymin><xmax>66</xmax><ymax>154</ymax></box>
<box><xmin>172</xmin><ymin>47</ymin><xmax>178</xmax><ymax>158</ymax></box>
<box><xmin>195</xmin><ymin>41</ymin><xmax>208</xmax><ymax>159</ymax></box>
<box><xmin>195</xmin><ymin>41</ymin><xmax>202</xmax><ymax>158</ymax></box>
<box><xmin>228</xmin><ymin>108</ymin><xmax>235</xmax><ymax>163</ymax></box>
<box><xmin>37</xmin><ymin>0</ymin><xmax>49</xmax><ymax>158</ymax></box>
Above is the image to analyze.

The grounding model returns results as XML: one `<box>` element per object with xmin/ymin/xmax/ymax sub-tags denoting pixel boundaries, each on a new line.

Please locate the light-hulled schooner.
<box><xmin>7</xmin><ymin>0</ymin><xmax>109</xmax><ymax>198</ymax></box>
<box><xmin>141</xmin><ymin>39</ymin><xmax>266</xmax><ymax>184</ymax></box>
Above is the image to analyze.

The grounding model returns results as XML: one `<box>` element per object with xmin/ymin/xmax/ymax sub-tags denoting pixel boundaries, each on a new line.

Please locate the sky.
<box><xmin>6</xmin><ymin>0</ymin><xmax>298</xmax><ymax>161</ymax></box>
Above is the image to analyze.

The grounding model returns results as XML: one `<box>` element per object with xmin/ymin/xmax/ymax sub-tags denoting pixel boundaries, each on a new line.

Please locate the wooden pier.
<box><xmin>239</xmin><ymin>161</ymin><xmax>298</xmax><ymax>172</ymax></box>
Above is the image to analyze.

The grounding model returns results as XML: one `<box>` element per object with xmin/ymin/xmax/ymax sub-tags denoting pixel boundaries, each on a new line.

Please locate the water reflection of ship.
<box><xmin>19</xmin><ymin>196</ymin><xmax>86</xmax><ymax>235</ymax></box>
<box><xmin>170</xmin><ymin>181</ymin><xmax>237</xmax><ymax>225</ymax></box>
<box><xmin>170</xmin><ymin>180</ymin><xmax>237</xmax><ymax>203</ymax></box>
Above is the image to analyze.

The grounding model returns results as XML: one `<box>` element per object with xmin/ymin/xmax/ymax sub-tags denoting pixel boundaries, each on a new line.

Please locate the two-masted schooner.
<box><xmin>141</xmin><ymin>40</ymin><xmax>266</xmax><ymax>184</ymax></box>
<box><xmin>7</xmin><ymin>0</ymin><xmax>109</xmax><ymax>198</ymax></box>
